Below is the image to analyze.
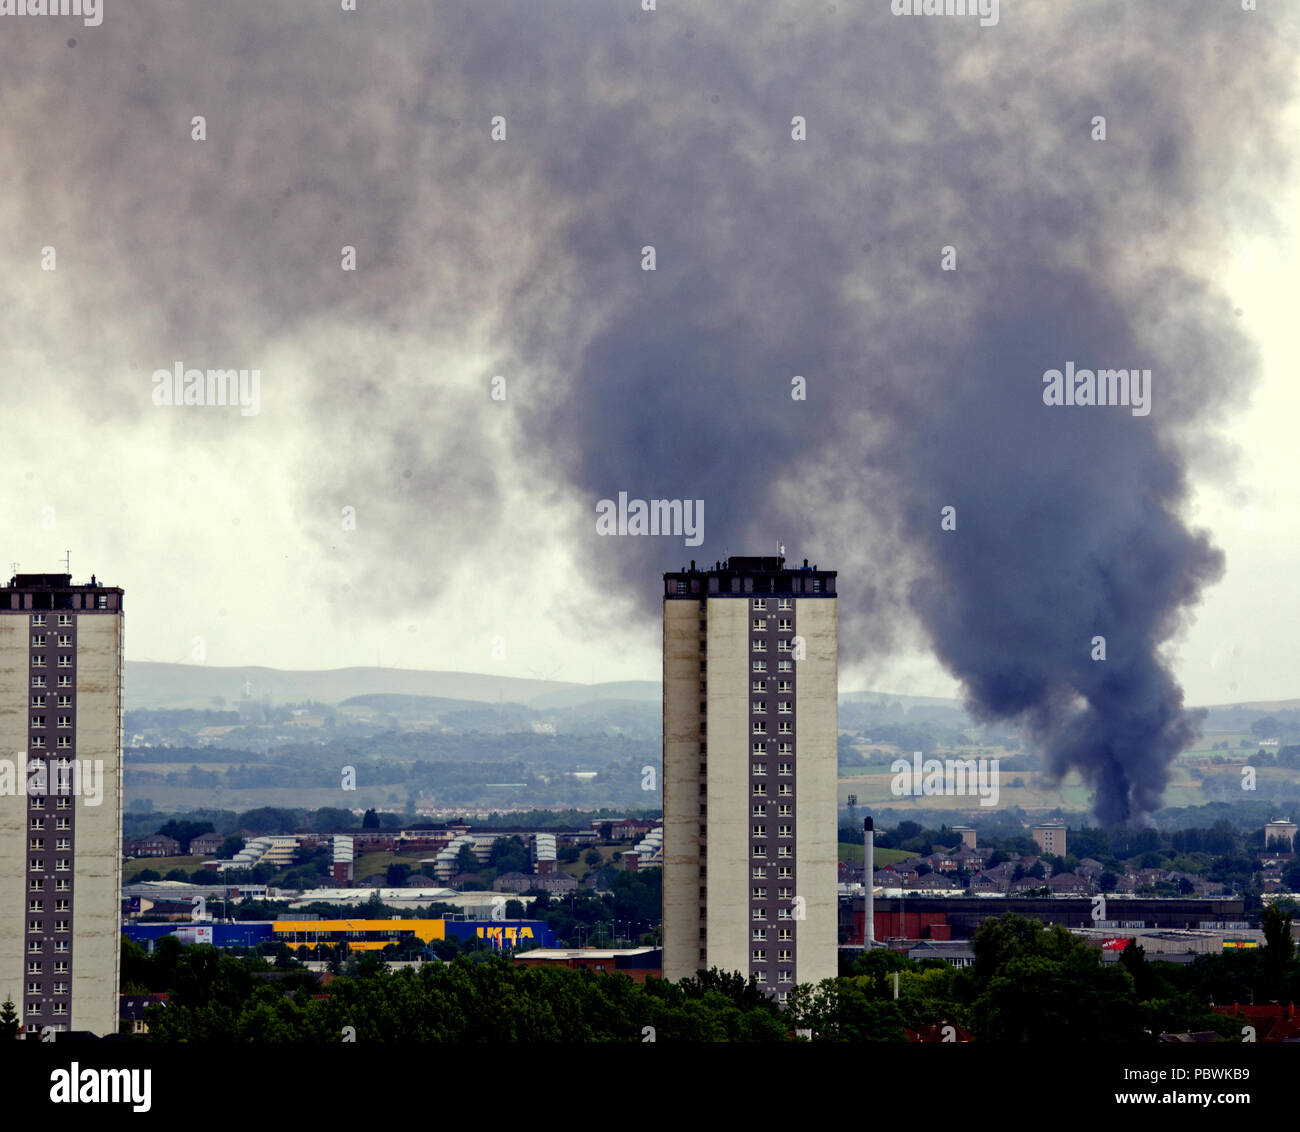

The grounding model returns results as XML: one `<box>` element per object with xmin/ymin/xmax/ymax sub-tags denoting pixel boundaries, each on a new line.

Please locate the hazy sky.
<box><xmin>1</xmin><ymin>0</ymin><xmax>1296</xmax><ymax>710</ymax></box>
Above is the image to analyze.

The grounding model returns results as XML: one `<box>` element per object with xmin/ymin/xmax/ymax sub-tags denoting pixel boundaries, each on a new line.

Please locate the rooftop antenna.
<box><xmin>64</xmin><ymin>550</ymin><xmax>71</xmax><ymax>575</ymax></box>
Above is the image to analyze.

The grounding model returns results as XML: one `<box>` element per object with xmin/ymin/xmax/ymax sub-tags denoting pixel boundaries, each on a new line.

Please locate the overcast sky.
<box><xmin>1</xmin><ymin>0</ymin><xmax>1297</xmax><ymax>710</ymax></box>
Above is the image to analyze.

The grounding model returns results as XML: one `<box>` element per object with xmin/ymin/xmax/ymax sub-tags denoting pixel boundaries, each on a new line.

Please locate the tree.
<box><xmin>455</xmin><ymin>844</ymin><xmax>478</xmax><ymax>873</ymax></box>
<box><xmin>217</xmin><ymin>835</ymin><xmax>245</xmax><ymax>858</ymax></box>
<box><xmin>0</xmin><ymin>997</ymin><xmax>19</xmax><ymax>1039</ymax></box>
<box><xmin>362</xmin><ymin>808</ymin><xmax>380</xmax><ymax>830</ymax></box>
<box><xmin>1261</xmin><ymin>902</ymin><xmax>1295</xmax><ymax>971</ymax></box>
<box><xmin>584</xmin><ymin>848</ymin><xmax>603</xmax><ymax>868</ymax></box>
<box><xmin>1098</xmin><ymin>871</ymin><xmax>1118</xmax><ymax>892</ymax></box>
<box><xmin>386</xmin><ymin>863</ymin><xmax>412</xmax><ymax>887</ymax></box>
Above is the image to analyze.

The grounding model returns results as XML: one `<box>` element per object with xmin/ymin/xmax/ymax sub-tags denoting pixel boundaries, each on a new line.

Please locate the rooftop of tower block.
<box><xmin>2</xmin><ymin>573</ymin><xmax>122</xmax><ymax>611</ymax></box>
<box><xmin>663</xmin><ymin>555</ymin><xmax>835</xmax><ymax>598</ymax></box>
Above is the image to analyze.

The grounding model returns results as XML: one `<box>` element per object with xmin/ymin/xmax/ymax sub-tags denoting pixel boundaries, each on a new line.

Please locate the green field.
<box><xmin>837</xmin><ymin>844</ymin><xmax>912</xmax><ymax>866</ymax></box>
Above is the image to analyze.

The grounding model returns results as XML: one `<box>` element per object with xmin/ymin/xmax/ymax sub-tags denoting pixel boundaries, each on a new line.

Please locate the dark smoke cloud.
<box><xmin>1</xmin><ymin>0</ymin><xmax>1294</xmax><ymax>822</ymax></box>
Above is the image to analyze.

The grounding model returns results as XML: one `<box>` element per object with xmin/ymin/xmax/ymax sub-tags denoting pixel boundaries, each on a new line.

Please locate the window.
<box><xmin>752</xmin><ymin>909</ymin><xmax>766</xmax><ymax>921</ymax></box>
<box><xmin>778</xmin><ymin>619</ymin><xmax>792</xmax><ymax>632</ymax></box>
<box><xmin>28</xmin><ymin>942</ymin><xmax>43</xmax><ymax>954</ymax></box>
<box><xmin>56</xmin><ymin>798</ymin><xmax>69</xmax><ymax>810</ymax></box>
<box><xmin>57</xmin><ymin>696</ymin><xmax>70</xmax><ymax>708</ymax></box>
<box><xmin>29</xmin><ymin>839</ymin><xmax>43</xmax><ymax>851</ymax></box>
<box><xmin>29</xmin><ymin>879</ymin><xmax>43</xmax><ymax>891</ymax></box>
<box><xmin>58</xmin><ymin>614</ymin><xmax>73</xmax><ymax>625</ymax></box>
<box><xmin>28</xmin><ymin>983</ymin><xmax>41</xmax><ymax>996</ymax></box>
<box><xmin>52</xmin><ymin>1003</ymin><xmax>67</xmax><ymax>1016</ymax></box>
<box><xmin>55</xmin><ymin>860</ymin><xmax>69</xmax><ymax>872</ymax></box>
<box><xmin>752</xmin><ymin>722</ymin><xmax>766</xmax><ymax>735</ymax></box>
<box><xmin>778</xmin><ymin>660</ymin><xmax>792</xmax><ymax>672</ymax></box>
<box><xmin>778</xmin><ymin>680</ymin><xmax>792</xmax><ymax>693</ymax></box>
<box><xmin>778</xmin><ymin>867</ymin><xmax>793</xmax><ymax>879</ymax></box>
<box><xmin>56</xmin><ymin>737</ymin><xmax>71</xmax><ymax>748</ymax></box>
<box><xmin>778</xmin><ymin>908</ymin><xmax>791</xmax><ymax>920</ymax></box>
<box><xmin>778</xmin><ymin>825</ymin><xmax>792</xmax><ymax>838</ymax></box>
<box><xmin>31</xmin><ymin>736</ymin><xmax>44</xmax><ymax>748</ymax></box>
<box><xmin>31</xmin><ymin>615</ymin><xmax>46</xmax><ymax>627</ymax></box>
<box><xmin>31</xmin><ymin>675</ymin><xmax>46</xmax><ymax>687</ymax></box>
<box><xmin>751</xmin><ymin>762</ymin><xmax>766</xmax><ymax>776</ymax></box>
<box><xmin>755</xmin><ymin>971</ymin><xmax>767</xmax><ymax>984</ymax></box>
<box><xmin>29</xmin><ymin>859</ymin><xmax>42</xmax><ymax>871</ymax></box>
<box><xmin>751</xmin><ymin>680</ymin><xmax>766</xmax><ymax>693</ymax></box>
<box><xmin>54</xmin><ymin>901</ymin><xmax>69</xmax><ymax>912</ymax></box>
<box><xmin>57</xmin><ymin>635</ymin><xmax>71</xmax><ymax>648</ymax></box>
<box><xmin>31</xmin><ymin>656</ymin><xmax>46</xmax><ymax>667</ymax></box>
<box><xmin>55</xmin><ymin>880</ymin><xmax>68</xmax><ymax>892</ymax></box>
<box><xmin>57</xmin><ymin>716</ymin><xmax>70</xmax><ymax>728</ymax></box>
<box><xmin>31</xmin><ymin>635</ymin><xmax>46</xmax><ymax>647</ymax></box>
<box><xmin>27</xmin><ymin>962</ymin><xmax>42</xmax><ymax>975</ymax></box>
<box><xmin>777</xmin><ymin>640</ymin><xmax>791</xmax><ymax>653</ymax></box>
<box><xmin>751</xmin><ymin>639</ymin><xmax>766</xmax><ymax>653</ymax></box>
<box><xmin>752</xmin><ymin>743</ymin><xmax>766</xmax><ymax>755</ymax></box>
<box><xmin>752</xmin><ymin>929</ymin><xmax>767</xmax><ymax>942</ymax></box>
<box><xmin>29</xmin><ymin>921</ymin><xmax>43</xmax><ymax>934</ymax></box>
<box><xmin>57</xmin><ymin>656</ymin><xmax>72</xmax><ymax>668</ymax></box>
<box><xmin>779</xmin><ymin>784</ymin><xmax>792</xmax><ymax>796</ymax></box>
<box><xmin>54</xmin><ymin>941</ymin><xmax>68</xmax><ymax>953</ymax></box>
<box><xmin>31</xmin><ymin>715</ymin><xmax>45</xmax><ymax>728</ymax></box>
<box><xmin>778</xmin><ymin>722</ymin><xmax>792</xmax><ymax>734</ymax></box>
<box><xmin>752</xmin><ymin>805</ymin><xmax>766</xmax><ymax>817</ymax></box>
<box><xmin>752</xmin><ymin>618</ymin><xmax>765</xmax><ymax>631</ymax></box>
<box><xmin>778</xmin><ymin>928</ymin><xmax>792</xmax><ymax>941</ymax></box>
<box><xmin>779</xmin><ymin>949</ymin><xmax>792</xmax><ymax>962</ymax></box>
<box><xmin>57</xmin><ymin>676</ymin><xmax>71</xmax><ymax>687</ymax></box>
<box><xmin>54</xmin><ymin>920</ymin><xmax>69</xmax><ymax>932</ymax></box>
<box><xmin>778</xmin><ymin>972</ymin><xmax>792</xmax><ymax>985</ymax></box>
<box><xmin>752</xmin><ymin>700</ymin><xmax>765</xmax><ymax>714</ymax></box>
<box><xmin>53</xmin><ymin>962</ymin><xmax>67</xmax><ymax>974</ymax></box>
<box><xmin>52</xmin><ymin>983</ymin><xmax>67</xmax><ymax>995</ymax></box>
<box><xmin>751</xmin><ymin>660</ymin><xmax>766</xmax><ymax>673</ymax></box>
<box><xmin>30</xmin><ymin>695</ymin><xmax>45</xmax><ymax>707</ymax></box>
<box><xmin>752</xmin><ymin>783</ymin><xmax>766</xmax><ymax>796</ymax></box>
<box><xmin>55</xmin><ymin>839</ymin><xmax>70</xmax><ymax>850</ymax></box>
<box><xmin>752</xmin><ymin>867</ymin><xmax>766</xmax><ymax>879</ymax></box>
<box><xmin>752</xmin><ymin>825</ymin><xmax>766</xmax><ymax>838</ymax></box>
<box><xmin>779</xmin><ymin>763</ymin><xmax>792</xmax><ymax>775</ymax></box>
<box><xmin>811</xmin><ymin>579</ymin><xmax>821</xmax><ymax>592</ymax></box>
<box><xmin>778</xmin><ymin>804</ymin><xmax>792</xmax><ymax>817</ymax></box>
<box><xmin>29</xmin><ymin>818</ymin><xmax>43</xmax><ymax>830</ymax></box>
<box><xmin>777</xmin><ymin>702</ymin><xmax>792</xmax><ymax>715</ymax></box>
<box><xmin>779</xmin><ymin>887</ymin><xmax>793</xmax><ymax>899</ymax></box>
<box><xmin>55</xmin><ymin>818</ymin><xmax>69</xmax><ymax>830</ymax></box>
<box><xmin>25</xmin><ymin>1003</ymin><xmax>41</xmax><ymax>1015</ymax></box>
<box><xmin>752</xmin><ymin>950</ymin><xmax>766</xmax><ymax>962</ymax></box>
<box><xmin>751</xmin><ymin>599</ymin><xmax>766</xmax><ymax>610</ymax></box>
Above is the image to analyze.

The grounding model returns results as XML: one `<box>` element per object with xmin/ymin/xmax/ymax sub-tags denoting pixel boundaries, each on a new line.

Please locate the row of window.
<box><xmin>751</xmin><ymin>867</ymin><xmax>794</xmax><ymax>879</ymax></box>
<box><xmin>752</xmin><ymin>804</ymin><xmax>794</xmax><ymax>817</ymax></box>
<box><xmin>29</xmin><ymin>860</ymin><xmax>71</xmax><ymax>872</ymax></box>
<box><xmin>28</xmin><ymin>798</ymin><xmax>72</xmax><ymax>810</ymax></box>
<box><xmin>28</xmin><ymin>737</ymin><xmax>73</xmax><ymax>748</ymax></box>
<box><xmin>25</xmin><ymin>961</ymin><xmax>69</xmax><ymax>974</ymax></box>
<box><xmin>26</xmin><ymin>982</ymin><xmax>69</xmax><ymax>995</ymax></box>
<box><xmin>752</xmin><ymin>743</ymin><xmax>794</xmax><ymax>755</ymax></box>
<box><xmin>27</xmin><ymin>921</ymin><xmax>71</xmax><ymax>932</ymax></box>
<box><xmin>750</xmin><ymin>887</ymin><xmax>795</xmax><ymax>899</ymax></box>
<box><xmin>750</xmin><ymin>846</ymin><xmax>793</xmax><ymax>860</ymax></box>
<box><xmin>750</xmin><ymin>783</ymin><xmax>793</xmax><ymax>796</ymax></box>
<box><xmin>751</xmin><ymin>762</ymin><xmax>794</xmax><ymax>775</ymax></box>
<box><xmin>30</xmin><ymin>656</ymin><xmax>74</xmax><ymax>667</ymax></box>
<box><xmin>751</xmin><ymin>619</ymin><xmax>793</xmax><ymax>632</ymax></box>
<box><xmin>751</xmin><ymin>661</ymin><xmax>793</xmax><ymax>673</ymax></box>
<box><xmin>751</xmin><ymin>722</ymin><xmax>793</xmax><ymax>734</ymax></box>
<box><xmin>31</xmin><ymin>635</ymin><xmax>73</xmax><ymax>647</ymax></box>
<box><xmin>31</xmin><ymin>615</ymin><xmax>74</xmax><ymax>627</ymax></box>
<box><xmin>750</xmin><ymin>640</ymin><xmax>795</xmax><ymax>654</ymax></box>
<box><xmin>28</xmin><ymin>840</ymin><xmax>72</xmax><ymax>851</ymax></box>
<box><xmin>27</xmin><ymin>901</ymin><xmax>71</xmax><ymax>912</ymax></box>
<box><xmin>31</xmin><ymin>696</ymin><xmax>72</xmax><ymax>707</ymax></box>
<box><xmin>30</xmin><ymin>716</ymin><xmax>74</xmax><ymax>727</ymax></box>
<box><xmin>751</xmin><ymin>950</ymin><xmax>794</xmax><ymax>962</ymax></box>
<box><xmin>755</xmin><ymin>973</ymin><xmax>793</xmax><ymax>987</ymax></box>
<box><xmin>753</xmin><ymin>680</ymin><xmax>792</xmax><ymax>694</ymax></box>
<box><xmin>30</xmin><ymin>676</ymin><xmax>73</xmax><ymax>687</ymax></box>
<box><xmin>29</xmin><ymin>818</ymin><xmax>72</xmax><ymax>830</ymax></box>
<box><xmin>752</xmin><ymin>928</ymin><xmax>793</xmax><ymax>942</ymax></box>
<box><xmin>28</xmin><ymin>879</ymin><xmax>71</xmax><ymax>891</ymax></box>
<box><xmin>26</xmin><ymin>1002</ymin><xmax>69</xmax><ymax>1015</ymax></box>
<box><xmin>751</xmin><ymin>702</ymin><xmax>793</xmax><ymax>714</ymax></box>
<box><xmin>751</xmin><ymin>825</ymin><xmax>795</xmax><ymax>838</ymax></box>
<box><xmin>751</xmin><ymin>908</ymin><xmax>797</xmax><ymax>921</ymax></box>
<box><xmin>751</xmin><ymin>599</ymin><xmax>794</xmax><ymax>611</ymax></box>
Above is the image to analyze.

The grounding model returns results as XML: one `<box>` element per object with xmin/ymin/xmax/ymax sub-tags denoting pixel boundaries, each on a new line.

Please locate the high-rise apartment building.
<box><xmin>0</xmin><ymin>573</ymin><xmax>124</xmax><ymax>1036</ymax></box>
<box><xmin>662</xmin><ymin>556</ymin><xmax>837</xmax><ymax>998</ymax></box>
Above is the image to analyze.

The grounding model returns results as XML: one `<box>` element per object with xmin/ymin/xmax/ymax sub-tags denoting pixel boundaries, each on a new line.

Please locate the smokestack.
<box><xmin>864</xmin><ymin>817</ymin><xmax>874</xmax><ymax>948</ymax></box>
